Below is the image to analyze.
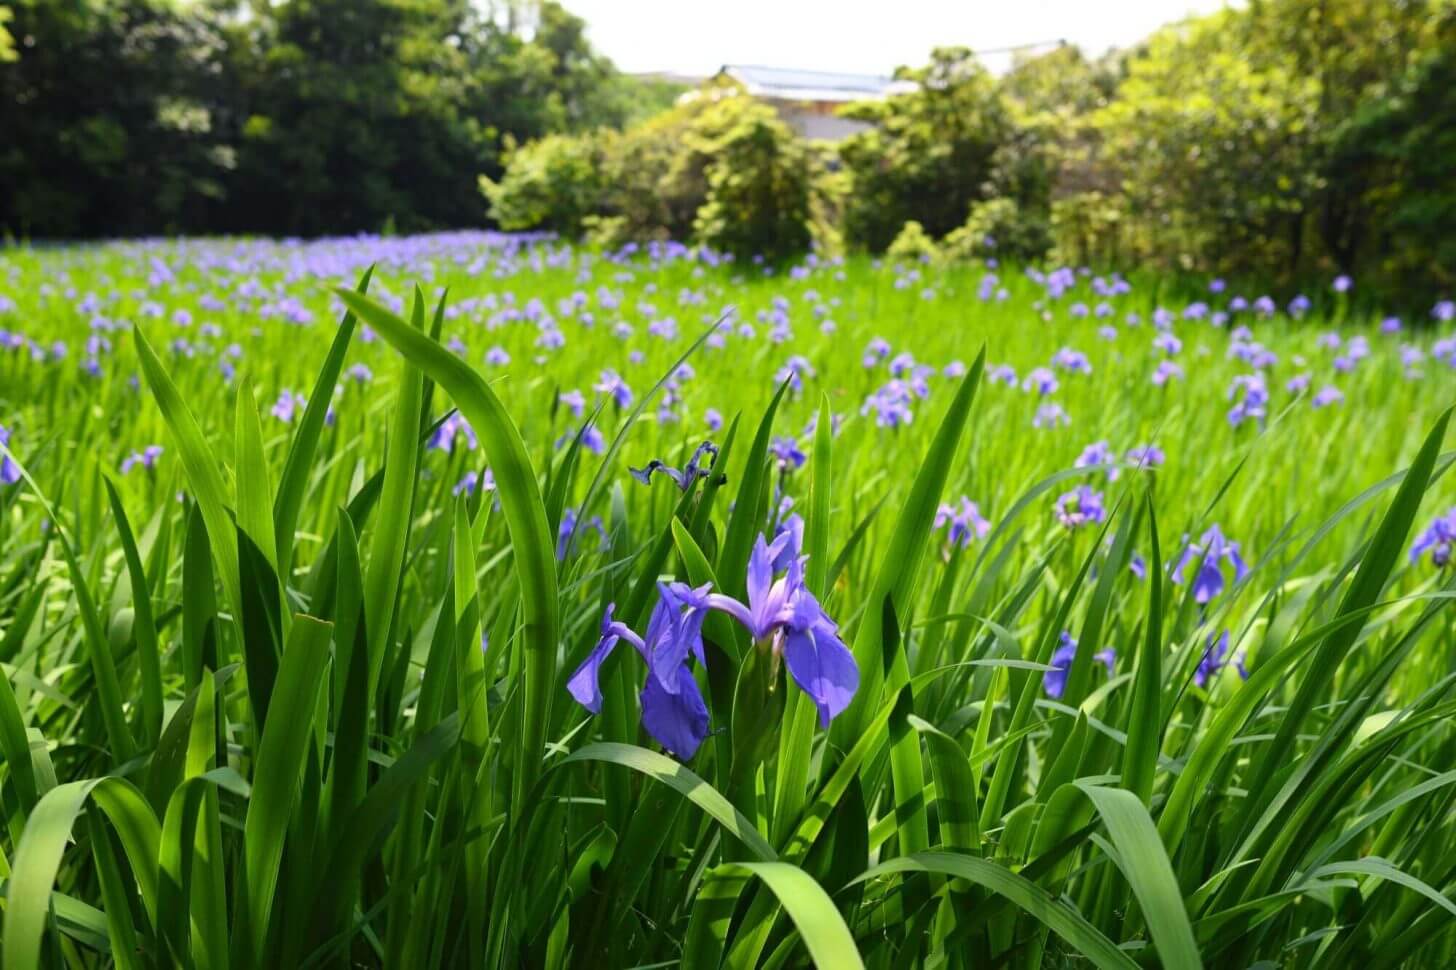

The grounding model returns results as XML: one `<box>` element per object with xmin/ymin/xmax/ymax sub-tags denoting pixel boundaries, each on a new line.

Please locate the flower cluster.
<box><xmin>935</xmin><ymin>496</ymin><xmax>991</xmax><ymax>548</ymax></box>
<box><xmin>630</xmin><ymin>441</ymin><xmax>720</xmax><ymax>491</ymax></box>
<box><xmin>1044</xmin><ymin>632</ymin><xmax>1115</xmax><ymax>698</ymax></box>
<box><xmin>0</xmin><ymin>426</ymin><xmax>20</xmax><ymax>485</ymax></box>
<box><xmin>1054</xmin><ymin>485</ymin><xmax>1105</xmax><ymax>530</ymax></box>
<box><xmin>120</xmin><ymin>445</ymin><xmax>163</xmax><ymax>474</ymax></box>
<box><xmin>1171</xmin><ymin>524</ymin><xmax>1248</xmax><ymax>602</ymax></box>
<box><xmin>1195</xmin><ymin>630</ymin><xmax>1247</xmax><ymax>687</ymax></box>
<box><xmin>566</xmin><ymin>517</ymin><xmax>857</xmax><ymax>758</ymax></box>
<box><xmin>1411</xmin><ymin>508</ymin><xmax>1456</xmax><ymax>568</ymax></box>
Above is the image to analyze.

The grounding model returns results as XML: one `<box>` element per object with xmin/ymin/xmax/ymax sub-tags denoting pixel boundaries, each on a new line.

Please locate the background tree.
<box><xmin>837</xmin><ymin>47</ymin><xmax>1013</xmax><ymax>251</ymax></box>
<box><xmin>1090</xmin><ymin>12</ymin><xmax>1324</xmax><ymax>275</ymax></box>
<box><xmin>0</xmin><ymin>0</ymin><xmax>234</xmax><ymax>237</ymax></box>
<box><xmin>1329</xmin><ymin>8</ymin><xmax>1456</xmax><ymax>291</ymax></box>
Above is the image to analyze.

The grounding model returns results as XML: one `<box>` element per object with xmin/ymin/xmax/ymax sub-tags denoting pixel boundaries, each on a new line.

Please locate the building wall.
<box><xmin>774</xmin><ymin>105</ymin><xmax>872</xmax><ymax>142</ymax></box>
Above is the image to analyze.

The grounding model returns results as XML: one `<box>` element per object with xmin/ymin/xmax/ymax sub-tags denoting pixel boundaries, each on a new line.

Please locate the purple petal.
<box><xmin>781</xmin><ymin>622</ymin><xmax>859</xmax><ymax>728</ymax></box>
<box><xmin>566</xmin><ymin>632</ymin><xmax>621</xmax><ymax>714</ymax></box>
<box><xmin>1193</xmin><ymin>561</ymin><xmax>1224</xmax><ymax>603</ymax></box>
<box><xmin>746</xmin><ymin>536</ymin><xmax>774</xmax><ymax>615</ymax></box>
<box><xmin>640</xmin><ymin>668</ymin><xmax>710</xmax><ymax>758</ymax></box>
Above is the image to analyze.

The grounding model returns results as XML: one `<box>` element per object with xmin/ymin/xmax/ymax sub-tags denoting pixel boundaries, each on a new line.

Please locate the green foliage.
<box><xmin>686</xmin><ymin>94</ymin><xmax>817</xmax><ymax>261</ymax></box>
<box><xmin>885</xmin><ymin>220</ymin><xmax>940</xmax><ymax>264</ymax></box>
<box><xmin>0</xmin><ymin>0</ymin><xmax>628</xmax><ymax>237</ymax></box>
<box><xmin>0</xmin><ymin>6</ymin><xmax>15</xmax><ymax>63</ymax></box>
<box><xmin>945</xmin><ymin>197</ymin><xmax>1051</xmax><ymax>263</ymax></box>
<box><xmin>1329</xmin><ymin>9</ymin><xmax>1456</xmax><ymax>291</ymax></box>
<box><xmin>482</xmin><ymin>132</ymin><xmax>610</xmax><ymax>235</ymax></box>
<box><xmin>3</xmin><ymin>239</ymin><xmax>1456</xmax><ymax>966</ymax></box>
<box><xmin>1091</xmin><ymin>11</ymin><xmax>1324</xmax><ymax>275</ymax></box>
<box><xmin>838</xmin><ymin>47</ymin><xmax>1014</xmax><ymax>250</ymax></box>
<box><xmin>1050</xmin><ymin>191</ymin><xmax>1127</xmax><ymax>267</ymax></box>
<box><xmin>0</xmin><ymin>0</ymin><xmax>236</xmax><ymax>236</ymax></box>
<box><xmin>487</xmin><ymin>84</ymin><xmax>819</xmax><ymax>261</ymax></box>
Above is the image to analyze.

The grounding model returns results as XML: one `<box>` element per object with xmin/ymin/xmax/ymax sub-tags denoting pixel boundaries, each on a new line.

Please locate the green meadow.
<box><xmin>1</xmin><ymin>235</ymin><xmax>1455</xmax><ymax>968</ymax></box>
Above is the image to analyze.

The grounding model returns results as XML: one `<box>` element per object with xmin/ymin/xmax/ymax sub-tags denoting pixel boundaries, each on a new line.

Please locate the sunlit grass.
<box><xmin>0</xmin><ymin>234</ymin><xmax>1454</xmax><ymax>968</ymax></box>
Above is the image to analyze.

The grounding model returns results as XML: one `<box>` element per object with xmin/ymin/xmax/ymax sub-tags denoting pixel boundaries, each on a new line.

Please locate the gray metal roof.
<box><xmin>719</xmin><ymin>65</ymin><xmax>913</xmax><ymax>103</ymax></box>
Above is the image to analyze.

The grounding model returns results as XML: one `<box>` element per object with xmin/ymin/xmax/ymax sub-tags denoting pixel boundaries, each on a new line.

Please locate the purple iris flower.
<box><xmin>567</xmin><ymin>597</ymin><xmax>711</xmax><ymax>758</ymax></box>
<box><xmin>1126</xmin><ymin>444</ymin><xmax>1165</xmax><ymax>469</ymax></box>
<box><xmin>987</xmin><ymin>364</ymin><xmax>1017</xmax><ymax>387</ymax></box>
<box><xmin>889</xmin><ymin>352</ymin><xmax>918</xmax><ymax>377</ymax></box>
<box><xmin>430</xmin><ymin>412</ymin><xmax>477</xmax><ymax>453</ymax></box>
<box><xmin>1401</xmin><ymin>345</ymin><xmax>1425</xmax><ymax>378</ymax></box>
<box><xmin>554</xmin><ymin>422</ymin><xmax>606</xmax><ymax>455</ymax></box>
<box><xmin>0</xmin><ymin>426</ymin><xmax>20</xmax><ymax>485</ymax></box>
<box><xmin>770</xmin><ymin>436</ymin><xmax>807</xmax><ymax>472</ymax></box>
<box><xmin>1022</xmin><ymin>367</ymin><xmax>1059</xmax><ymax>396</ymax></box>
<box><xmin>630</xmin><ymin>441</ymin><xmax>719</xmax><ymax>491</ymax></box>
<box><xmin>272</xmin><ymin>390</ymin><xmax>304</xmax><ymax>424</ymax></box>
<box><xmin>1312</xmin><ymin>386</ymin><xmax>1344</xmax><ymax>408</ymax></box>
<box><xmin>1043</xmin><ymin>631</ymin><xmax>1116</xmax><ymax>698</ymax></box>
<box><xmin>120</xmin><ymin>445</ymin><xmax>163</xmax><ymax>474</ymax></box>
<box><xmin>1054</xmin><ymin>486</ymin><xmax>1105</xmax><ymax>529</ymax></box>
<box><xmin>595</xmin><ymin>369</ymin><xmax>634</xmax><ymax>408</ymax></box>
<box><xmin>1227</xmin><ymin>374</ymin><xmax>1268</xmax><ymax>428</ymax></box>
<box><xmin>557</xmin><ymin>507</ymin><xmax>606</xmax><ymax>560</ymax></box>
<box><xmin>1052</xmin><ymin>347</ymin><xmax>1092</xmax><ymax>375</ymax></box>
<box><xmin>559</xmin><ymin>389</ymin><xmax>586</xmax><ymax>417</ymax></box>
<box><xmin>1286</xmin><ymin>372</ymin><xmax>1313</xmax><ymax>394</ymax></box>
<box><xmin>775</xmin><ymin>356</ymin><xmax>816</xmax><ymax>394</ymax></box>
<box><xmin>687</xmin><ymin>530</ymin><xmax>858</xmax><ymax>727</ymax></box>
<box><xmin>1152</xmin><ymin>360</ymin><xmax>1184</xmax><ymax>386</ymax></box>
<box><xmin>935</xmin><ymin>497</ymin><xmax>991</xmax><ymax>548</ymax></box>
<box><xmin>862</xmin><ymin>381</ymin><xmax>915</xmax><ymax>428</ymax></box>
<box><xmin>1033</xmin><ymin>402</ymin><xmax>1070</xmax><ymax>429</ymax></box>
<box><xmin>1171</xmin><ymin>524</ymin><xmax>1248</xmax><ymax>602</ymax></box>
<box><xmin>1075</xmin><ymin>441</ymin><xmax>1119</xmax><ymax>481</ymax></box>
<box><xmin>1333</xmin><ymin>275</ymin><xmax>1352</xmax><ymax>293</ymax></box>
<box><xmin>1195</xmin><ymin>630</ymin><xmax>1247</xmax><ymax>687</ymax></box>
<box><xmin>566</xmin><ymin>520</ymin><xmax>858</xmax><ymax>756</ymax></box>
<box><xmin>1411</xmin><ymin>508</ymin><xmax>1456</xmax><ymax>567</ymax></box>
<box><xmin>704</xmin><ymin>408</ymin><xmax>724</xmax><ymax>432</ymax></box>
<box><xmin>453</xmin><ymin>469</ymin><xmax>495</xmax><ymax>497</ymax></box>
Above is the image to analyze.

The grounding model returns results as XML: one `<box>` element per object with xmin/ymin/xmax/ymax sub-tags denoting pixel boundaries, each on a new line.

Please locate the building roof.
<box><xmin>718</xmin><ymin>65</ymin><xmax>914</xmax><ymax>103</ymax></box>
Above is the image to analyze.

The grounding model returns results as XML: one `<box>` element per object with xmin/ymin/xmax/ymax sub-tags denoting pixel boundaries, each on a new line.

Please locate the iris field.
<box><xmin>2</xmin><ymin>232</ymin><xmax>1456</xmax><ymax>968</ymax></box>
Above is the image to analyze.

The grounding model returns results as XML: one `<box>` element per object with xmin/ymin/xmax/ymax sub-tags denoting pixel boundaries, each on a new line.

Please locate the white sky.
<box><xmin>562</xmin><ymin>0</ymin><xmax>1237</xmax><ymax>76</ymax></box>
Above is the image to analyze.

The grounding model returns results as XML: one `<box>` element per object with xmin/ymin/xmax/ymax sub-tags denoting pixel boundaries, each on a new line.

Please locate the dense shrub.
<box><xmin>0</xmin><ymin>0</ymin><xmax>633</xmax><ymax>237</ymax></box>
<box><xmin>681</xmin><ymin>94</ymin><xmax>816</xmax><ymax>262</ymax></box>
<box><xmin>1048</xmin><ymin>192</ymin><xmax>1126</xmax><ymax>268</ymax></box>
<box><xmin>482</xmin><ymin>132</ymin><xmax>610</xmax><ymax>236</ymax></box>
<box><xmin>885</xmin><ymin>220</ymin><xmax>939</xmax><ymax>263</ymax></box>
<box><xmin>837</xmin><ymin>48</ymin><xmax>1013</xmax><ymax>251</ymax></box>
<box><xmin>944</xmin><ymin>198</ymin><xmax>1051</xmax><ymax>263</ymax></box>
<box><xmin>486</xmin><ymin>83</ymin><xmax>818</xmax><ymax>261</ymax></box>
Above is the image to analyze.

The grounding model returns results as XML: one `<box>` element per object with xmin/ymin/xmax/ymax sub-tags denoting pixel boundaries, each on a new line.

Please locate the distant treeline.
<box><xmin>3</xmin><ymin>0</ymin><xmax>1454</xmax><ymax>303</ymax></box>
<box><xmin>487</xmin><ymin>0</ymin><xmax>1456</xmax><ymax>304</ymax></box>
<box><xmin>0</xmin><ymin>0</ymin><xmax>676</xmax><ymax>238</ymax></box>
